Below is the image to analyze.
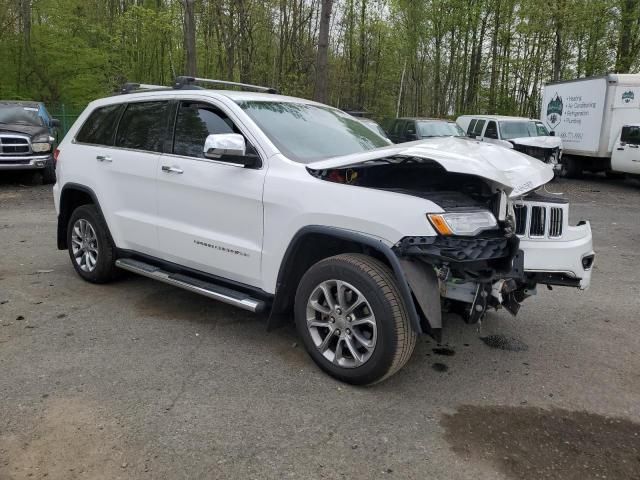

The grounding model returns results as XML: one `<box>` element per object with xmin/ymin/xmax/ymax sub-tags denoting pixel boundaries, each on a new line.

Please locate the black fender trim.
<box><xmin>57</xmin><ymin>183</ymin><xmax>114</xmax><ymax>250</ymax></box>
<box><xmin>267</xmin><ymin>225</ymin><xmax>423</xmax><ymax>335</ymax></box>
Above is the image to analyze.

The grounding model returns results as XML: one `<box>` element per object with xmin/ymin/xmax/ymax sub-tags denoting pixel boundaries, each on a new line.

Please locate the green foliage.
<box><xmin>0</xmin><ymin>0</ymin><xmax>637</xmax><ymax>119</ymax></box>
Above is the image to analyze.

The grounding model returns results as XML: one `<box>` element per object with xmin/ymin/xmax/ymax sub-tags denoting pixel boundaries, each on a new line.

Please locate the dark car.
<box><xmin>385</xmin><ymin>117</ymin><xmax>465</xmax><ymax>144</ymax></box>
<box><xmin>0</xmin><ymin>101</ymin><xmax>60</xmax><ymax>183</ymax></box>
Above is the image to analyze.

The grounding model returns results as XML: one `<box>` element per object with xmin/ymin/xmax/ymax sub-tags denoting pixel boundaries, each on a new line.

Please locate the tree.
<box><xmin>314</xmin><ymin>0</ymin><xmax>334</xmax><ymax>103</ymax></box>
<box><xmin>615</xmin><ymin>0</ymin><xmax>640</xmax><ymax>72</ymax></box>
<box><xmin>182</xmin><ymin>0</ymin><xmax>197</xmax><ymax>76</ymax></box>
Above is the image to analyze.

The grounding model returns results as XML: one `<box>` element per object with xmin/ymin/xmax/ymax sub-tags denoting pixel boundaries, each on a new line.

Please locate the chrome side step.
<box><xmin>115</xmin><ymin>258</ymin><xmax>266</xmax><ymax>313</ymax></box>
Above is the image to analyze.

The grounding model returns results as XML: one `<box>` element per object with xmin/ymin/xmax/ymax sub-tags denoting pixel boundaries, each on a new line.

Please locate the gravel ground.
<box><xmin>1</xmin><ymin>173</ymin><xmax>639</xmax><ymax>480</ymax></box>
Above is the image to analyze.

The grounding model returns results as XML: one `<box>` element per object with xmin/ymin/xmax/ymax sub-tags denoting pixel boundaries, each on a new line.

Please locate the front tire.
<box><xmin>294</xmin><ymin>253</ymin><xmax>417</xmax><ymax>385</ymax></box>
<box><xmin>42</xmin><ymin>159</ymin><xmax>56</xmax><ymax>184</ymax></box>
<box><xmin>66</xmin><ymin>205</ymin><xmax>118</xmax><ymax>283</ymax></box>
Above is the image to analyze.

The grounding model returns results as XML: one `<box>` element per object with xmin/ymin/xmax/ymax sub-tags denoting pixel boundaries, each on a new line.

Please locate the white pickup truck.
<box><xmin>541</xmin><ymin>73</ymin><xmax>640</xmax><ymax>178</ymax></box>
<box><xmin>53</xmin><ymin>77</ymin><xmax>594</xmax><ymax>384</ymax></box>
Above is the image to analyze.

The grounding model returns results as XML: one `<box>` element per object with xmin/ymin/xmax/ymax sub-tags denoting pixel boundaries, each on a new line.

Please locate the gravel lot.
<box><xmin>1</xmin><ymin>174</ymin><xmax>639</xmax><ymax>480</ymax></box>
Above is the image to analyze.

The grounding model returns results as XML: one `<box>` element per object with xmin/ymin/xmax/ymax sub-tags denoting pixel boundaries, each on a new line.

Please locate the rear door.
<box><xmin>155</xmin><ymin>99</ymin><xmax>265</xmax><ymax>287</ymax></box>
<box><xmin>91</xmin><ymin>100</ymin><xmax>169</xmax><ymax>255</ymax></box>
<box><xmin>612</xmin><ymin>125</ymin><xmax>640</xmax><ymax>174</ymax></box>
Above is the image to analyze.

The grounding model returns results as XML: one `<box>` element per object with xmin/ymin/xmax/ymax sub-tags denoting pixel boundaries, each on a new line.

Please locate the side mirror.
<box><xmin>51</xmin><ymin>118</ymin><xmax>61</xmax><ymax>128</ymax></box>
<box><xmin>549</xmin><ymin>130</ymin><xmax>555</xmax><ymax>136</ymax></box>
<box><xmin>203</xmin><ymin>133</ymin><xmax>259</xmax><ymax>168</ymax></box>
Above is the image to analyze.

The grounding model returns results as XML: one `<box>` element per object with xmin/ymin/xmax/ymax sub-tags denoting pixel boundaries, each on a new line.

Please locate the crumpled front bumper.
<box><xmin>519</xmin><ymin>220</ymin><xmax>594</xmax><ymax>289</ymax></box>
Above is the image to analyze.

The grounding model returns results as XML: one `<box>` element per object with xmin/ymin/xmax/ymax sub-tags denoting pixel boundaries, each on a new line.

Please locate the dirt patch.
<box><xmin>432</xmin><ymin>362</ymin><xmax>448</xmax><ymax>372</ymax></box>
<box><xmin>480</xmin><ymin>334</ymin><xmax>528</xmax><ymax>352</ymax></box>
<box><xmin>432</xmin><ymin>347</ymin><xmax>455</xmax><ymax>356</ymax></box>
<box><xmin>0</xmin><ymin>397</ymin><xmax>135</xmax><ymax>479</ymax></box>
<box><xmin>442</xmin><ymin>405</ymin><xmax>640</xmax><ymax>480</ymax></box>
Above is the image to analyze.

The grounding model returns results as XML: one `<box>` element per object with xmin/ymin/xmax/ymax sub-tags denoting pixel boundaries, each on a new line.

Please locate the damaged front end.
<box><xmin>305</xmin><ymin>137</ymin><xmax>590</xmax><ymax>342</ymax></box>
<box><xmin>395</xmin><ymin>231</ymin><xmax>526</xmax><ymax>341</ymax></box>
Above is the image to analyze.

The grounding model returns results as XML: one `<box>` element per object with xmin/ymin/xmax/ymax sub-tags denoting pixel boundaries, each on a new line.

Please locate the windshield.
<box><xmin>236</xmin><ymin>101</ymin><xmax>390</xmax><ymax>163</ymax></box>
<box><xmin>418</xmin><ymin>121</ymin><xmax>465</xmax><ymax>137</ymax></box>
<box><xmin>535</xmin><ymin>122</ymin><xmax>549</xmax><ymax>136</ymax></box>
<box><xmin>360</xmin><ymin>120</ymin><xmax>388</xmax><ymax>138</ymax></box>
<box><xmin>499</xmin><ymin>121</ymin><xmax>542</xmax><ymax>140</ymax></box>
<box><xmin>0</xmin><ymin>104</ymin><xmax>43</xmax><ymax>126</ymax></box>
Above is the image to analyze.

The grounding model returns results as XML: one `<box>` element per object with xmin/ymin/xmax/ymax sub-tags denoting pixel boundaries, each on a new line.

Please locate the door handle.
<box><xmin>96</xmin><ymin>155</ymin><xmax>112</xmax><ymax>163</ymax></box>
<box><xmin>162</xmin><ymin>165</ymin><xmax>184</xmax><ymax>174</ymax></box>
<box><xmin>630</xmin><ymin>144</ymin><xmax>639</xmax><ymax>149</ymax></box>
<box><xmin>617</xmin><ymin>147</ymin><xmax>625</xmax><ymax>150</ymax></box>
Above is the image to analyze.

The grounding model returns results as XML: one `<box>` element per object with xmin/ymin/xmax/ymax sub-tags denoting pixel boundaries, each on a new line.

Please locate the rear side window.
<box><xmin>115</xmin><ymin>101</ymin><xmax>169</xmax><ymax>152</ymax></box>
<box><xmin>467</xmin><ymin>119</ymin><xmax>477</xmax><ymax>136</ymax></box>
<box><xmin>621</xmin><ymin>126</ymin><xmax>640</xmax><ymax>145</ymax></box>
<box><xmin>173</xmin><ymin>102</ymin><xmax>235</xmax><ymax>158</ymax></box>
<box><xmin>76</xmin><ymin>104</ymin><xmax>124</xmax><ymax>146</ymax></box>
<box><xmin>472</xmin><ymin>119</ymin><xmax>485</xmax><ymax>136</ymax></box>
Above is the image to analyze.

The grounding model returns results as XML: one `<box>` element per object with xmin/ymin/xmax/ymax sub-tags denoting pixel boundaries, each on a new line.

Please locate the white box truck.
<box><xmin>541</xmin><ymin>74</ymin><xmax>640</xmax><ymax>178</ymax></box>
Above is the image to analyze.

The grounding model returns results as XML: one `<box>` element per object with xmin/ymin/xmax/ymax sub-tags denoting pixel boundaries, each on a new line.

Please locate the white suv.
<box><xmin>53</xmin><ymin>77</ymin><xmax>594</xmax><ymax>385</ymax></box>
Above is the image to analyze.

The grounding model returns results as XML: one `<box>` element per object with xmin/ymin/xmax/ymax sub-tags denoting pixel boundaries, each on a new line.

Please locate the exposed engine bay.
<box><xmin>308</xmin><ymin>157</ymin><xmax>535</xmax><ymax>339</ymax></box>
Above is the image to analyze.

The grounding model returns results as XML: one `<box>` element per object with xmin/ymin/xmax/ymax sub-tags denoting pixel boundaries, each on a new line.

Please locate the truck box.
<box><xmin>541</xmin><ymin>74</ymin><xmax>640</xmax><ymax>175</ymax></box>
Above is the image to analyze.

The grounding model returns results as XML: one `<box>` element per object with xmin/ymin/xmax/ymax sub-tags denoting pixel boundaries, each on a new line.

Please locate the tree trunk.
<box><xmin>616</xmin><ymin>0</ymin><xmax>640</xmax><ymax>73</ymax></box>
<box><xmin>183</xmin><ymin>0</ymin><xmax>197</xmax><ymax>76</ymax></box>
<box><xmin>314</xmin><ymin>0</ymin><xmax>333</xmax><ymax>103</ymax></box>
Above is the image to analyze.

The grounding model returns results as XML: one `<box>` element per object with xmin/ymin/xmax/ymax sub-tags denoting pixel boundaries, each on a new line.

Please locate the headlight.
<box><xmin>428</xmin><ymin>211</ymin><xmax>498</xmax><ymax>236</ymax></box>
<box><xmin>32</xmin><ymin>134</ymin><xmax>54</xmax><ymax>153</ymax></box>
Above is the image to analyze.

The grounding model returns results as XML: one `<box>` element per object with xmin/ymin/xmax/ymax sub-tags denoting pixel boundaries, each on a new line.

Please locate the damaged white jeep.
<box><xmin>53</xmin><ymin>77</ymin><xmax>594</xmax><ymax>385</ymax></box>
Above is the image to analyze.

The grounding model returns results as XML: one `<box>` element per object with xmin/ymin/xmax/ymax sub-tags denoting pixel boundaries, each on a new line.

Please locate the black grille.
<box><xmin>529</xmin><ymin>206</ymin><xmax>546</xmax><ymax>236</ymax></box>
<box><xmin>514</xmin><ymin>205</ymin><xmax>528</xmax><ymax>235</ymax></box>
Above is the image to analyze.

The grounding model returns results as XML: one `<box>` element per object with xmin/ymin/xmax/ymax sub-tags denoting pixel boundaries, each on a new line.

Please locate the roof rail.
<box><xmin>174</xmin><ymin>76</ymin><xmax>279</xmax><ymax>94</ymax></box>
<box><xmin>119</xmin><ymin>82</ymin><xmax>170</xmax><ymax>95</ymax></box>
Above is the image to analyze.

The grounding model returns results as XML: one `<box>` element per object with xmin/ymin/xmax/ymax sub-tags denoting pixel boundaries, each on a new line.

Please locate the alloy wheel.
<box><xmin>71</xmin><ymin>218</ymin><xmax>99</xmax><ymax>272</ymax></box>
<box><xmin>306</xmin><ymin>279</ymin><xmax>377</xmax><ymax>368</ymax></box>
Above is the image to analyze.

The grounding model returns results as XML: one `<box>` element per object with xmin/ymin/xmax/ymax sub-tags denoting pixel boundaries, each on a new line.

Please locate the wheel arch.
<box><xmin>267</xmin><ymin>226</ymin><xmax>423</xmax><ymax>335</ymax></box>
<box><xmin>57</xmin><ymin>183</ymin><xmax>113</xmax><ymax>250</ymax></box>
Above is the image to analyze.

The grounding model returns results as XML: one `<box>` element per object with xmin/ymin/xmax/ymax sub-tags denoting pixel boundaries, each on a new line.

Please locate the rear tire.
<box><xmin>67</xmin><ymin>205</ymin><xmax>119</xmax><ymax>283</ymax></box>
<box><xmin>294</xmin><ymin>253</ymin><xmax>417</xmax><ymax>385</ymax></box>
<box><xmin>558</xmin><ymin>156</ymin><xmax>581</xmax><ymax>178</ymax></box>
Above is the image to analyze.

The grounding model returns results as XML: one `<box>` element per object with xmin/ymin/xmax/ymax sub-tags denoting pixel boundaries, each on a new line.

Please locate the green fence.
<box><xmin>48</xmin><ymin>104</ymin><xmax>85</xmax><ymax>138</ymax></box>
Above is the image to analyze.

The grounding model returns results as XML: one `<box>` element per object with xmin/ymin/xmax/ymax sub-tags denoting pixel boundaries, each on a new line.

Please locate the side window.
<box><xmin>76</xmin><ymin>104</ymin><xmax>125</xmax><ymax>146</ymax></box>
<box><xmin>485</xmin><ymin>121</ymin><xmax>498</xmax><ymax>139</ymax></box>
<box><xmin>405</xmin><ymin>121</ymin><xmax>416</xmax><ymax>136</ymax></box>
<box><xmin>173</xmin><ymin>101</ymin><xmax>237</xmax><ymax>158</ymax></box>
<box><xmin>115</xmin><ymin>101</ymin><xmax>169</xmax><ymax>152</ymax></box>
<box><xmin>392</xmin><ymin>120</ymin><xmax>405</xmax><ymax>135</ymax></box>
<box><xmin>467</xmin><ymin>119</ymin><xmax>477</xmax><ymax>136</ymax></box>
<box><xmin>621</xmin><ymin>126</ymin><xmax>640</xmax><ymax>145</ymax></box>
<box><xmin>472</xmin><ymin>119</ymin><xmax>486</xmax><ymax>137</ymax></box>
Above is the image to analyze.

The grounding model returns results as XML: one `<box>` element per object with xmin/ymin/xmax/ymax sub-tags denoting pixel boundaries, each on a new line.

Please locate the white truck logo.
<box><xmin>546</xmin><ymin>93</ymin><xmax>563</xmax><ymax>129</ymax></box>
<box><xmin>622</xmin><ymin>90</ymin><xmax>635</xmax><ymax>104</ymax></box>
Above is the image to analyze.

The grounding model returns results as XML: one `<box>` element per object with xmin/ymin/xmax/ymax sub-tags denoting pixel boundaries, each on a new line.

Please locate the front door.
<box><xmin>612</xmin><ymin>125</ymin><xmax>640</xmax><ymax>175</ymax></box>
<box><xmin>155</xmin><ymin>99</ymin><xmax>265</xmax><ymax>287</ymax></box>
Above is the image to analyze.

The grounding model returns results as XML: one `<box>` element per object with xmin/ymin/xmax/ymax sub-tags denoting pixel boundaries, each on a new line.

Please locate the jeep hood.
<box><xmin>509</xmin><ymin>136</ymin><xmax>563</xmax><ymax>149</ymax></box>
<box><xmin>306</xmin><ymin>136</ymin><xmax>554</xmax><ymax>197</ymax></box>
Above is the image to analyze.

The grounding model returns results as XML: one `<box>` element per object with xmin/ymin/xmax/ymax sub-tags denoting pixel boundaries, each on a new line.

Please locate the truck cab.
<box><xmin>611</xmin><ymin>124</ymin><xmax>640</xmax><ymax>176</ymax></box>
<box><xmin>456</xmin><ymin>115</ymin><xmax>563</xmax><ymax>170</ymax></box>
